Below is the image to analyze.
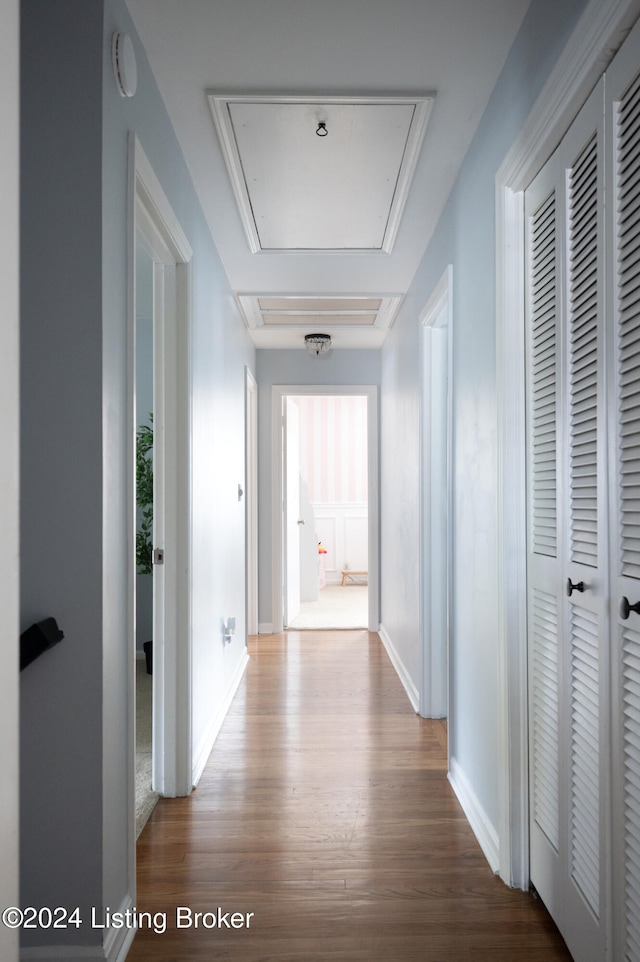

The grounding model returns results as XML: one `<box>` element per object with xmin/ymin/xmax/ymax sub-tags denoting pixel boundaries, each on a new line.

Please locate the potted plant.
<box><xmin>136</xmin><ymin>416</ymin><xmax>153</xmax><ymax>672</ymax></box>
<box><xmin>136</xmin><ymin>416</ymin><xmax>153</xmax><ymax>574</ymax></box>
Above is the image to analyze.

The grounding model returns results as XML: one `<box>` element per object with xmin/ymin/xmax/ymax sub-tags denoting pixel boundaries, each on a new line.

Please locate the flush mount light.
<box><xmin>304</xmin><ymin>333</ymin><xmax>331</xmax><ymax>356</ymax></box>
<box><xmin>112</xmin><ymin>32</ymin><xmax>137</xmax><ymax>98</ymax></box>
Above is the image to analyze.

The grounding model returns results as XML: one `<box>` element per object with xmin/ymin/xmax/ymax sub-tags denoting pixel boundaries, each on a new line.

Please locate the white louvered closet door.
<box><xmin>607</xmin><ymin>18</ymin><xmax>640</xmax><ymax>962</ymax></box>
<box><xmin>525</xmin><ymin>79</ymin><xmax>608</xmax><ymax>962</ymax></box>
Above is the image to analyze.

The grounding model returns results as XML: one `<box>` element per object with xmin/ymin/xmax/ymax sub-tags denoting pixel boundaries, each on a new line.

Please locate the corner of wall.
<box><xmin>378</xmin><ymin>624</ymin><xmax>419</xmax><ymax>713</ymax></box>
<box><xmin>448</xmin><ymin>756</ymin><xmax>500</xmax><ymax>875</ymax></box>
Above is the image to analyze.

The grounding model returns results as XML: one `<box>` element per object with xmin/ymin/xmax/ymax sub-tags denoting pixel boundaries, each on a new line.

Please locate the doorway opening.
<box><xmin>285</xmin><ymin>394</ymin><xmax>369</xmax><ymax>629</ymax></box>
<box><xmin>271</xmin><ymin>385</ymin><xmax>379</xmax><ymax>633</ymax></box>
<box><xmin>134</xmin><ymin>237</ymin><xmax>157</xmax><ymax>835</ymax></box>
<box><xmin>128</xmin><ymin>136</ymin><xmax>193</xmax><ymax>879</ymax></box>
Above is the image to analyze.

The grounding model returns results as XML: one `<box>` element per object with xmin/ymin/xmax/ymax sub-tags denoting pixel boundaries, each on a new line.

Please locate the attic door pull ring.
<box><xmin>566</xmin><ymin>577</ymin><xmax>585</xmax><ymax>597</ymax></box>
<box><xmin>316</xmin><ymin>122</ymin><xmax>328</xmax><ymax>137</ymax></box>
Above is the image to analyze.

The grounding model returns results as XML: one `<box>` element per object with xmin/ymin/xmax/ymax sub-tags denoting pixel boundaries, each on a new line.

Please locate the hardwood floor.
<box><xmin>128</xmin><ymin>631</ymin><xmax>573</xmax><ymax>961</ymax></box>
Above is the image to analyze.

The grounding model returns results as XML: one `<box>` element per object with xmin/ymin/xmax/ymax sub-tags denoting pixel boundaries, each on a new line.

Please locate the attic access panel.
<box><xmin>208</xmin><ymin>94</ymin><xmax>434</xmax><ymax>253</ymax></box>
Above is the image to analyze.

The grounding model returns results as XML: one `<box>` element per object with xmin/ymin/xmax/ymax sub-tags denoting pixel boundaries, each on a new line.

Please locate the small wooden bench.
<box><xmin>341</xmin><ymin>570</ymin><xmax>368</xmax><ymax>586</ymax></box>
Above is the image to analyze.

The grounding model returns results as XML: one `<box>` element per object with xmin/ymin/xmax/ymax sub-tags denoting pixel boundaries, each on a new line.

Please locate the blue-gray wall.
<box><xmin>380</xmin><ymin>0</ymin><xmax>590</xmax><ymax>831</ymax></box>
<box><xmin>20</xmin><ymin>1</ymin><xmax>106</xmax><ymax>941</ymax></box>
<box><xmin>20</xmin><ymin>0</ymin><xmax>255</xmax><ymax>953</ymax></box>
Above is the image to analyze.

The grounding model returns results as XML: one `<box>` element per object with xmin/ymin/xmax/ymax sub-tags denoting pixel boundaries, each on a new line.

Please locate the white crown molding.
<box><xmin>498</xmin><ymin>0</ymin><xmax>640</xmax><ymax>191</ymax></box>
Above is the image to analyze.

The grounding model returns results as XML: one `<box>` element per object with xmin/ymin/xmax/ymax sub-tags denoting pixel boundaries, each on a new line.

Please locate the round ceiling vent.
<box><xmin>112</xmin><ymin>32</ymin><xmax>137</xmax><ymax>98</ymax></box>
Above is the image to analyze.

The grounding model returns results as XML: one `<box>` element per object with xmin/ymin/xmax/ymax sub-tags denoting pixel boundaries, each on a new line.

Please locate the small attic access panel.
<box><xmin>208</xmin><ymin>93</ymin><xmax>434</xmax><ymax>253</ymax></box>
<box><xmin>236</xmin><ymin>294</ymin><xmax>403</xmax><ymax>349</ymax></box>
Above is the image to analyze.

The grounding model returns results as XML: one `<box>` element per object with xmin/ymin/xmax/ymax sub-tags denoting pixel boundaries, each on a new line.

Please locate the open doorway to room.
<box><xmin>134</xmin><ymin>238</ymin><xmax>157</xmax><ymax>835</ymax></box>
<box><xmin>283</xmin><ymin>393</ymin><xmax>370</xmax><ymax>630</ymax></box>
<box><xmin>129</xmin><ymin>138</ymin><xmax>193</xmax><ymax>867</ymax></box>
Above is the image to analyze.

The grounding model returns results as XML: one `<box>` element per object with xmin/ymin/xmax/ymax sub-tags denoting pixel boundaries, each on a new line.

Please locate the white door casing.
<box><xmin>246</xmin><ymin>368</ymin><xmax>259</xmax><ymax>637</ymax></box>
<box><xmin>419</xmin><ymin>266</ymin><xmax>453</xmax><ymax>720</ymax></box>
<box><xmin>131</xmin><ymin>136</ymin><xmax>193</xmax><ymax>800</ymax></box>
<box><xmin>284</xmin><ymin>397</ymin><xmax>301</xmax><ymax>625</ymax></box>
<box><xmin>605</xmin><ymin>22</ymin><xmax>640</xmax><ymax>961</ymax></box>
<box><xmin>271</xmin><ymin>385</ymin><xmax>379</xmax><ymax>633</ymax></box>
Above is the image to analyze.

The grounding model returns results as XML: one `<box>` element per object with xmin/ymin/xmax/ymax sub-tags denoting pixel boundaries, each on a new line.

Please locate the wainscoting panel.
<box><xmin>314</xmin><ymin>503</ymin><xmax>368</xmax><ymax>584</ymax></box>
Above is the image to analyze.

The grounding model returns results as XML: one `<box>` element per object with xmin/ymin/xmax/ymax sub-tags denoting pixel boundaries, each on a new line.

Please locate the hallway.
<box><xmin>129</xmin><ymin>631</ymin><xmax>571</xmax><ymax>961</ymax></box>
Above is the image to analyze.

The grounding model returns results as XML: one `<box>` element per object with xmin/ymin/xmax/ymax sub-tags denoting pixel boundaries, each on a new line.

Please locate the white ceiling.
<box><xmin>126</xmin><ymin>0</ymin><xmax>531</xmax><ymax>349</ymax></box>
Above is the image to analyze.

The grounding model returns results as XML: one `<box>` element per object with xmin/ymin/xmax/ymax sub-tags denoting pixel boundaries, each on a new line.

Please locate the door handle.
<box><xmin>620</xmin><ymin>596</ymin><xmax>640</xmax><ymax>620</ymax></box>
<box><xmin>297</xmin><ymin>519</ymin><xmax>305</xmax><ymax>525</ymax></box>
<box><xmin>566</xmin><ymin>578</ymin><xmax>585</xmax><ymax>597</ymax></box>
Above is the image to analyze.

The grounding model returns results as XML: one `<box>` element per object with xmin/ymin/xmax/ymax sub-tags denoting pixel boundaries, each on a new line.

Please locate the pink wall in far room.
<box><xmin>292</xmin><ymin>395</ymin><xmax>368</xmax><ymax>504</ymax></box>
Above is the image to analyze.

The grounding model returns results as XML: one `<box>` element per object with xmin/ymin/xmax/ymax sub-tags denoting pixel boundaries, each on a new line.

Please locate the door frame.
<box><xmin>271</xmin><ymin>385</ymin><xmax>379</xmax><ymax>633</ymax></box>
<box><xmin>283</xmin><ymin>397</ymin><xmax>302</xmax><ymax>625</ymax></box>
<box><xmin>128</xmin><ymin>135</ymin><xmax>193</xmax><ymax>810</ymax></box>
<box><xmin>0</xmin><ymin>2</ymin><xmax>19</xmax><ymax>957</ymax></box>
<box><xmin>245</xmin><ymin>368</ymin><xmax>259</xmax><ymax>637</ymax></box>
<box><xmin>419</xmin><ymin>266</ymin><xmax>453</xmax><ymax>720</ymax></box>
<box><xmin>495</xmin><ymin>0</ymin><xmax>640</xmax><ymax>889</ymax></box>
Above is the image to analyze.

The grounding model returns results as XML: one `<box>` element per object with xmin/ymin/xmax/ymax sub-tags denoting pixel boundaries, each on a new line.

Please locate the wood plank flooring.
<box><xmin>128</xmin><ymin>631</ymin><xmax>573</xmax><ymax>961</ymax></box>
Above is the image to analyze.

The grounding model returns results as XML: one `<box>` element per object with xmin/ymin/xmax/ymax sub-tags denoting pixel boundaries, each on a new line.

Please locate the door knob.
<box><xmin>620</xmin><ymin>596</ymin><xmax>640</xmax><ymax>620</ymax></box>
<box><xmin>566</xmin><ymin>578</ymin><xmax>585</xmax><ymax>597</ymax></box>
<box><xmin>297</xmin><ymin>519</ymin><xmax>305</xmax><ymax>525</ymax></box>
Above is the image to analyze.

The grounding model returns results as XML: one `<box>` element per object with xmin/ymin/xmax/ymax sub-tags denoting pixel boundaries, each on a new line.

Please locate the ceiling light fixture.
<box><xmin>304</xmin><ymin>333</ymin><xmax>331</xmax><ymax>356</ymax></box>
<box><xmin>316</xmin><ymin>122</ymin><xmax>328</xmax><ymax>137</ymax></box>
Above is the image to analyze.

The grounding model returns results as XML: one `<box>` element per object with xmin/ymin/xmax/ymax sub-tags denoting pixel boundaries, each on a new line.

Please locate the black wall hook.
<box><xmin>20</xmin><ymin>617</ymin><xmax>64</xmax><ymax>671</ymax></box>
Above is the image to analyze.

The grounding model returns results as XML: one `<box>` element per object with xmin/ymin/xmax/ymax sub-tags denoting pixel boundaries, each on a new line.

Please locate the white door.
<box><xmin>284</xmin><ymin>397</ymin><xmax>301</xmax><ymax>624</ymax></box>
<box><xmin>606</xmin><ymin>21</ymin><xmax>640</xmax><ymax>962</ymax></box>
<box><xmin>525</xmin><ymin>79</ymin><xmax>608</xmax><ymax>962</ymax></box>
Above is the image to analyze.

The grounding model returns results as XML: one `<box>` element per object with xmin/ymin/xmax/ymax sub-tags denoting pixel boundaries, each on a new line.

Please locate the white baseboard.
<box><xmin>258</xmin><ymin>622</ymin><xmax>273</xmax><ymax>634</ymax></box>
<box><xmin>20</xmin><ymin>892</ymin><xmax>137</xmax><ymax>962</ymax></box>
<box><xmin>448</xmin><ymin>756</ymin><xmax>500</xmax><ymax>874</ymax></box>
<box><xmin>104</xmin><ymin>892</ymin><xmax>137</xmax><ymax>962</ymax></box>
<box><xmin>191</xmin><ymin>647</ymin><xmax>249</xmax><ymax>787</ymax></box>
<box><xmin>378</xmin><ymin>624</ymin><xmax>419</xmax><ymax>713</ymax></box>
<box><xmin>21</xmin><ymin>949</ymin><xmax>105</xmax><ymax>961</ymax></box>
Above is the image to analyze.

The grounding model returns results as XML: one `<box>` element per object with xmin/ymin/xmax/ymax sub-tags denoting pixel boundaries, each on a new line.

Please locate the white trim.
<box><xmin>134</xmin><ymin>144</ymin><xmax>192</xmax><ymax>262</ymax></box>
<box><xmin>130</xmin><ymin>133</ymin><xmax>193</xmax><ymax>817</ymax></box>
<box><xmin>237</xmin><ymin>293</ymin><xmax>403</xmax><ymax>334</ymax></box>
<box><xmin>378</xmin><ymin>624</ymin><xmax>419</xmax><ymax>713</ymax></box>
<box><xmin>103</xmin><ymin>893</ymin><xmax>137</xmax><ymax>962</ymax></box>
<box><xmin>419</xmin><ymin>266</ymin><xmax>453</xmax><ymax>720</ymax></box>
<box><xmin>20</xmin><ymin>894</ymin><xmax>137</xmax><ymax>962</ymax></box>
<box><xmin>495</xmin><ymin>183</ymin><xmax>529</xmax><ymax>890</ymax></box>
<box><xmin>448</xmin><ymin>757</ymin><xmax>500</xmax><ymax>875</ymax></box>
<box><xmin>245</xmin><ymin>368</ymin><xmax>259</xmax><ymax>637</ymax></box>
<box><xmin>270</xmin><ymin>385</ymin><xmax>379</xmax><ymax>633</ymax></box>
<box><xmin>498</xmin><ymin>0</ymin><xmax>640</xmax><ymax>192</ymax></box>
<box><xmin>0</xmin><ymin>4</ymin><xmax>19</xmax><ymax>961</ymax></box>
<box><xmin>192</xmin><ymin>649</ymin><xmax>249</xmax><ymax>786</ymax></box>
<box><xmin>21</xmin><ymin>950</ymin><xmax>107</xmax><ymax>960</ymax></box>
<box><xmin>495</xmin><ymin>0</ymin><xmax>640</xmax><ymax>891</ymax></box>
<box><xmin>208</xmin><ymin>92</ymin><xmax>434</xmax><ymax>254</ymax></box>
<box><xmin>258</xmin><ymin>622</ymin><xmax>274</xmax><ymax>635</ymax></box>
